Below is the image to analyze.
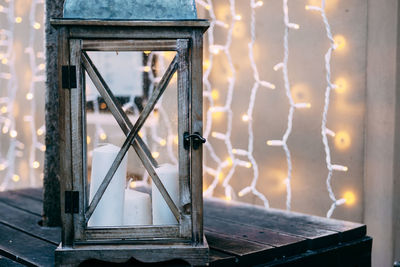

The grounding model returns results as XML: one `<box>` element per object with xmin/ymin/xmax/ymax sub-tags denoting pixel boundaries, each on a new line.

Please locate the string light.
<box><xmin>306</xmin><ymin>0</ymin><xmax>349</xmax><ymax>218</ymax></box>
<box><xmin>267</xmin><ymin>0</ymin><xmax>302</xmax><ymax>211</ymax></box>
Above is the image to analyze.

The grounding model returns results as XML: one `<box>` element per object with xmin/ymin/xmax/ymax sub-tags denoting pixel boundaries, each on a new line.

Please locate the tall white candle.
<box><xmin>152</xmin><ymin>164</ymin><xmax>179</xmax><ymax>225</ymax></box>
<box><xmin>88</xmin><ymin>144</ymin><xmax>127</xmax><ymax>227</ymax></box>
<box><xmin>124</xmin><ymin>189</ymin><xmax>152</xmax><ymax>226</ymax></box>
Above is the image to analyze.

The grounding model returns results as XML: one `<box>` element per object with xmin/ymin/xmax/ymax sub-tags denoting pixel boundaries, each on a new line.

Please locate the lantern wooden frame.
<box><xmin>51</xmin><ymin>19</ymin><xmax>209</xmax><ymax>266</ymax></box>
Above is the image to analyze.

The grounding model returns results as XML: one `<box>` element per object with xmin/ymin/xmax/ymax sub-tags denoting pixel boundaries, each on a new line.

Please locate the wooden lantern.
<box><xmin>51</xmin><ymin>1</ymin><xmax>209</xmax><ymax>266</ymax></box>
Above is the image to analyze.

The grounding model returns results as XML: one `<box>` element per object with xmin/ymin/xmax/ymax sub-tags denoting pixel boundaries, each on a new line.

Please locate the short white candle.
<box><xmin>88</xmin><ymin>144</ymin><xmax>127</xmax><ymax>227</ymax></box>
<box><xmin>152</xmin><ymin>164</ymin><xmax>179</xmax><ymax>225</ymax></box>
<box><xmin>123</xmin><ymin>189</ymin><xmax>152</xmax><ymax>226</ymax></box>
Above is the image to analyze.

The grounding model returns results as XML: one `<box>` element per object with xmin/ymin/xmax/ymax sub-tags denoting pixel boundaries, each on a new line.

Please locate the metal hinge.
<box><xmin>62</xmin><ymin>65</ymin><xmax>77</xmax><ymax>89</ymax></box>
<box><xmin>65</xmin><ymin>191</ymin><xmax>79</xmax><ymax>214</ymax></box>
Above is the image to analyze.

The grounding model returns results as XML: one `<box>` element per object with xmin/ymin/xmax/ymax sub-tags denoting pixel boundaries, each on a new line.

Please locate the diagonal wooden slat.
<box><xmin>85</xmin><ymin>54</ymin><xmax>180</xmax><ymax>223</ymax></box>
<box><xmin>81</xmin><ymin>52</ymin><xmax>158</xmax><ymax>168</ymax></box>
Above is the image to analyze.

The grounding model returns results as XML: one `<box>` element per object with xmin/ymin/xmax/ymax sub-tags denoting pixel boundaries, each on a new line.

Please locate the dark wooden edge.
<box><xmin>50</xmin><ymin>19</ymin><xmax>210</xmax><ymax>29</ymax></box>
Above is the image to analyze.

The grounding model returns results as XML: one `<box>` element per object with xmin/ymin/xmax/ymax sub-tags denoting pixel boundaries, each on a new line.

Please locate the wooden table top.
<box><xmin>0</xmin><ymin>188</ymin><xmax>371</xmax><ymax>266</ymax></box>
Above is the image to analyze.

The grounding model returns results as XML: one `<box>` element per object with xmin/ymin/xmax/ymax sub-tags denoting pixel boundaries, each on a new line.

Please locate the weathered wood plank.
<box><xmin>206</xmin><ymin>231</ymin><xmax>278</xmax><ymax>267</ymax></box>
<box><xmin>0</xmin><ymin>202</ymin><xmax>60</xmax><ymax>245</ymax></box>
<box><xmin>0</xmin><ymin>255</ymin><xmax>25</xmax><ymax>267</ymax></box>
<box><xmin>0</xmin><ymin>223</ymin><xmax>57</xmax><ymax>266</ymax></box>
<box><xmin>12</xmin><ymin>188</ymin><xmax>43</xmax><ymax>202</ymax></box>
<box><xmin>50</xmin><ymin>19</ymin><xmax>210</xmax><ymax>28</ymax></box>
<box><xmin>265</xmin><ymin>237</ymin><xmax>372</xmax><ymax>267</ymax></box>
<box><xmin>205</xmin><ymin>199</ymin><xmax>340</xmax><ymax>249</ymax></box>
<box><xmin>82</xmin><ymin>39</ymin><xmax>177</xmax><ymax>51</ymax></box>
<box><xmin>177</xmin><ymin>38</ymin><xmax>192</xmax><ymax>238</ymax></box>
<box><xmin>208</xmin><ymin>250</ymin><xmax>236</xmax><ymax>267</ymax></box>
<box><xmin>0</xmin><ymin>191</ymin><xmax>42</xmax><ymax>216</ymax></box>
<box><xmin>190</xmin><ymin>29</ymin><xmax>205</xmax><ymax>246</ymax></box>
<box><xmin>205</xmin><ymin>216</ymin><xmax>308</xmax><ymax>260</ymax></box>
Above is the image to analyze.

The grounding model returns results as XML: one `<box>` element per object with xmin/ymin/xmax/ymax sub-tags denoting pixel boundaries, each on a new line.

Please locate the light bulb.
<box><xmin>334</xmin><ymin>131</ymin><xmax>351</xmax><ymax>150</ymax></box>
<box><xmin>33</xmin><ymin>22</ymin><xmax>41</xmax><ymax>29</ymax></box>
<box><xmin>333</xmin><ymin>35</ymin><xmax>346</xmax><ymax>50</ymax></box>
<box><xmin>10</xmin><ymin>130</ymin><xmax>17</xmax><ymax>138</ymax></box>
<box><xmin>242</xmin><ymin>114</ymin><xmax>249</xmax><ymax>122</ymax></box>
<box><xmin>15</xmin><ymin>17</ymin><xmax>22</xmax><ymax>23</ymax></box>
<box><xmin>100</xmin><ymin>133</ymin><xmax>107</xmax><ymax>140</ymax></box>
<box><xmin>343</xmin><ymin>191</ymin><xmax>356</xmax><ymax>206</ymax></box>
<box><xmin>26</xmin><ymin>93</ymin><xmax>34</xmax><ymax>100</ymax></box>
<box><xmin>37</xmin><ymin>128</ymin><xmax>44</xmax><ymax>136</ymax></box>
<box><xmin>32</xmin><ymin>161</ymin><xmax>40</xmax><ymax>169</ymax></box>
<box><xmin>226</xmin><ymin>157</ymin><xmax>233</xmax><ymax>166</ymax></box>
<box><xmin>211</xmin><ymin>89</ymin><xmax>219</xmax><ymax>100</ymax></box>
<box><xmin>12</xmin><ymin>174</ymin><xmax>20</xmax><ymax>182</ymax></box>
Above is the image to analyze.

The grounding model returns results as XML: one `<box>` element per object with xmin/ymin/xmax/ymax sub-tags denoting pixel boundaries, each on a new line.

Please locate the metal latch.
<box><xmin>62</xmin><ymin>65</ymin><xmax>77</xmax><ymax>89</ymax></box>
<box><xmin>65</xmin><ymin>191</ymin><xmax>79</xmax><ymax>214</ymax></box>
<box><xmin>183</xmin><ymin>132</ymin><xmax>206</xmax><ymax>150</ymax></box>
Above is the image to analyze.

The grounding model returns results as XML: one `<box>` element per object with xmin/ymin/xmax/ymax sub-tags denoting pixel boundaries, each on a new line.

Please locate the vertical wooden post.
<box><xmin>43</xmin><ymin>0</ymin><xmax>65</xmax><ymax>227</ymax></box>
<box><xmin>190</xmin><ymin>29</ymin><xmax>204</xmax><ymax>245</ymax></box>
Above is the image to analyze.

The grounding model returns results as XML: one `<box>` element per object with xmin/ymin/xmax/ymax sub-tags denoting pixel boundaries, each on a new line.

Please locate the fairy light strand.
<box><xmin>306</xmin><ymin>0</ymin><xmax>348</xmax><ymax>218</ymax></box>
<box><xmin>267</xmin><ymin>0</ymin><xmax>303</xmax><ymax>211</ymax></box>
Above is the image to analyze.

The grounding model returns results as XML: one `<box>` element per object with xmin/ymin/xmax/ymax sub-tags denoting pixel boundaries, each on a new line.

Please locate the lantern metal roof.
<box><xmin>63</xmin><ymin>0</ymin><xmax>198</xmax><ymax>20</ymax></box>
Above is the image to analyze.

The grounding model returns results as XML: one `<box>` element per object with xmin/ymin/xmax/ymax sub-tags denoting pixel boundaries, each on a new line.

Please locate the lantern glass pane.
<box><xmin>84</xmin><ymin>51</ymin><xmax>180</xmax><ymax>229</ymax></box>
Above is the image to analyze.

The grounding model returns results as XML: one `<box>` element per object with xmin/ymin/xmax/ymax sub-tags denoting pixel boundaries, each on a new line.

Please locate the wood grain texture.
<box><xmin>44</xmin><ymin>0</ymin><xmax>64</xmax><ymax>227</ymax></box>
<box><xmin>0</xmin><ymin>188</ymin><xmax>371</xmax><ymax>266</ymax></box>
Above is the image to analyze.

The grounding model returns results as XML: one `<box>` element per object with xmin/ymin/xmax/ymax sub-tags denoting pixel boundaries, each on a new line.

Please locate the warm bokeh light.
<box><xmin>99</xmin><ymin>133</ymin><xmax>107</xmax><ymax>140</ymax></box>
<box><xmin>0</xmin><ymin>164</ymin><xmax>5</xmax><ymax>171</ymax></box>
<box><xmin>307</xmin><ymin>0</ymin><xmax>338</xmax><ymax>11</ymax></box>
<box><xmin>152</xmin><ymin>151</ymin><xmax>160</xmax><ymax>159</ymax></box>
<box><xmin>218</xmin><ymin>172</ymin><xmax>224</xmax><ymax>183</ymax></box>
<box><xmin>343</xmin><ymin>191</ymin><xmax>356</xmax><ymax>206</ymax></box>
<box><xmin>33</xmin><ymin>22</ymin><xmax>41</xmax><ymax>30</ymax></box>
<box><xmin>12</xmin><ymin>174</ymin><xmax>20</xmax><ymax>182</ymax></box>
<box><xmin>32</xmin><ymin>161</ymin><xmax>40</xmax><ymax>169</ymax></box>
<box><xmin>15</xmin><ymin>16</ymin><xmax>22</xmax><ymax>23</ymax></box>
<box><xmin>334</xmin><ymin>34</ymin><xmax>347</xmax><ymax>51</ymax></box>
<box><xmin>129</xmin><ymin>181</ymin><xmax>137</xmax><ymax>188</ymax></box>
<box><xmin>26</xmin><ymin>92</ymin><xmax>34</xmax><ymax>100</ymax></box>
<box><xmin>226</xmin><ymin>157</ymin><xmax>233</xmax><ymax>166</ymax></box>
<box><xmin>159</xmin><ymin>139</ymin><xmax>167</xmax><ymax>146</ymax></box>
<box><xmin>143</xmin><ymin>66</ymin><xmax>151</xmax><ymax>72</ymax></box>
<box><xmin>174</xmin><ymin>135</ymin><xmax>179</xmax><ymax>145</ymax></box>
<box><xmin>143</xmin><ymin>51</ymin><xmax>151</xmax><ymax>55</ymax></box>
<box><xmin>9</xmin><ymin>130</ymin><xmax>17</xmax><ymax>138</ymax></box>
<box><xmin>334</xmin><ymin>131</ymin><xmax>351</xmax><ymax>150</ymax></box>
<box><xmin>86</xmin><ymin>136</ymin><xmax>91</xmax><ymax>144</ymax></box>
<box><xmin>203</xmin><ymin>59</ymin><xmax>210</xmax><ymax>71</ymax></box>
<box><xmin>334</xmin><ymin>77</ymin><xmax>348</xmax><ymax>94</ymax></box>
<box><xmin>1</xmin><ymin>106</ymin><xmax>7</xmax><ymax>113</ymax></box>
<box><xmin>242</xmin><ymin>114</ymin><xmax>249</xmax><ymax>122</ymax></box>
<box><xmin>211</xmin><ymin>89</ymin><xmax>219</xmax><ymax>100</ymax></box>
<box><xmin>37</xmin><ymin>128</ymin><xmax>44</xmax><ymax>136</ymax></box>
<box><xmin>41</xmin><ymin>145</ymin><xmax>46</xmax><ymax>152</ymax></box>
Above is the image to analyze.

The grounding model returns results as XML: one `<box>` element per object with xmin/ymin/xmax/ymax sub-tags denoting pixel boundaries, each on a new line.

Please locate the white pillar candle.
<box><xmin>88</xmin><ymin>144</ymin><xmax>127</xmax><ymax>227</ymax></box>
<box><xmin>123</xmin><ymin>189</ymin><xmax>152</xmax><ymax>226</ymax></box>
<box><xmin>152</xmin><ymin>164</ymin><xmax>179</xmax><ymax>225</ymax></box>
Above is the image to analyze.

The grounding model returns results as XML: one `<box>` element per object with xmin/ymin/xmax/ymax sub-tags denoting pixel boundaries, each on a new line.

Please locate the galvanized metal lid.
<box><xmin>63</xmin><ymin>0</ymin><xmax>198</xmax><ymax>20</ymax></box>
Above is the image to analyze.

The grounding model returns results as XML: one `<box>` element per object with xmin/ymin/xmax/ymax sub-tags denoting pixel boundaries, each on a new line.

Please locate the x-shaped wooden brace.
<box><xmin>82</xmin><ymin>51</ymin><xmax>181</xmax><ymax>224</ymax></box>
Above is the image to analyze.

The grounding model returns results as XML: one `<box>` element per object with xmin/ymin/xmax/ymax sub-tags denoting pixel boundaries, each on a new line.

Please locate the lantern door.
<box><xmin>66</xmin><ymin>38</ymin><xmax>195</xmax><ymax>243</ymax></box>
